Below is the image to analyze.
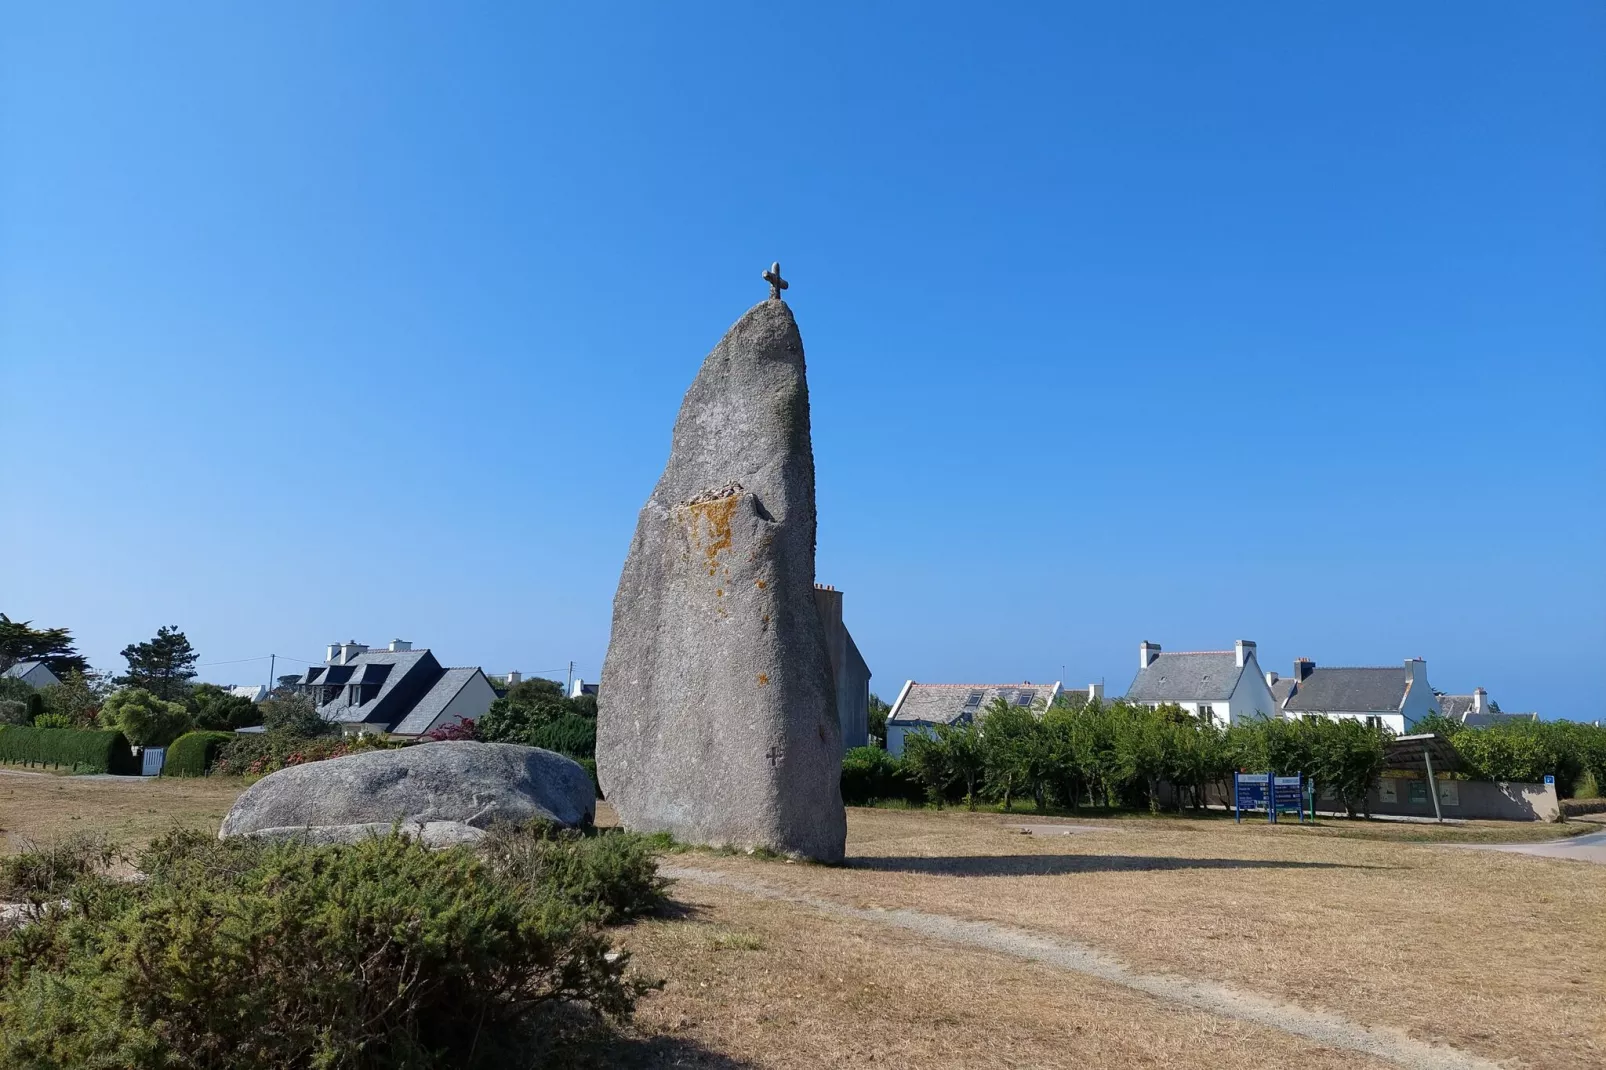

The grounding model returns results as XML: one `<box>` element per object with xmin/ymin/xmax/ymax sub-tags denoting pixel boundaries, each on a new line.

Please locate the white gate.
<box><xmin>141</xmin><ymin>747</ymin><xmax>166</xmax><ymax>776</ymax></box>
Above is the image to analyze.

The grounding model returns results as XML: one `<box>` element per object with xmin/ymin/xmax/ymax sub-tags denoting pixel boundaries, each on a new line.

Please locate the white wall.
<box><xmin>1295</xmin><ymin>710</ymin><xmax>1408</xmax><ymax>735</ymax></box>
<box><xmin>420</xmin><ymin>671</ymin><xmax>498</xmax><ymax>736</ymax></box>
<box><xmin>1399</xmin><ymin>662</ymin><xmax>1440</xmax><ymax>731</ymax></box>
<box><xmin>1226</xmin><ymin>653</ymin><xmax>1279</xmax><ymax>725</ymax></box>
<box><xmin>887</xmin><ymin>722</ymin><xmax>933</xmax><ymax>758</ymax></box>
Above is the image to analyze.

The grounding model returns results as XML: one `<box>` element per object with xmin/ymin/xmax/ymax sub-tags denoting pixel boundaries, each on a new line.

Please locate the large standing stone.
<box><xmin>218</xmin><ymin>741</ymin><xmax>595</xmax><ymax>838</ymax></box>
<box><xmin>597</xmin><ymin>295</ymin><xmax>846</xmax><ymax>862</ymax></box>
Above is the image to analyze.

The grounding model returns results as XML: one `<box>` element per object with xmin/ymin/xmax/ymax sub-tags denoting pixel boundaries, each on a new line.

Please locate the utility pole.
<box><xmin>566</xmin><ymin>660</ymin><xmax>574</xmax><ymax>697</ymax></box>
<box><xmin>267</xmin><ymin>654</ymin><xmax>276</xmax><ymax>696</ymax></box>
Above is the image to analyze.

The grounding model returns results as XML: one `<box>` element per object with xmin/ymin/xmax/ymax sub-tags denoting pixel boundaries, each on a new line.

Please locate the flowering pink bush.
<box><xmin>425</xmin><ymin>717</ymin><xmax>477</xmax><ymax>742</ymax></box>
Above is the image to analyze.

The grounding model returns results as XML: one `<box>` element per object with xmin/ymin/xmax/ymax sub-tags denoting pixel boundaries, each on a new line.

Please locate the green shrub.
<box><xmin>578</xmin><ymin>756</ymin><xmax>602</xmax><ymax>797</ymax></box>
<box><xmin>0</xmin><ymin>700</ymin><xmax>27</xmax><ymax>726</ymax></box>
<box><xmin>526</xmin><ymin>713</ymin><xmax>597</xmax><ymax>759</ymax></box>
<box><xmin>99</xmin><ymin>688</ymin><xmax>192</xmax><ymax>747</ymax></box>
<box><xmin>0</xmin><ymin>833</ymin><xmax>119</xmax><ymax>899</ymax></box>
<box><xmin>30</xmin><ymin>712</ymin><xmax>73</xmax><ymax>729</ymax></box>
<box><xmin>842</xmin><ymin>745</ymin><xmax>924</xmax><ymax>804</ymax></box>
<box><xmin>162</xmin><ymin>730</ymin><xmax>236</xmax><ymax>777</ymax></box>
<box><xmin>0</xmin><ymin>725</ymin><xmax>138</xmax><ymax>774</ymax></box>
<box><xmin>0</xmin><ymin>830</ymin><xmax>654</xmax><ymax>1068</ymax></box>
<box><xmin>481</xmin><ymin>823</ymin><xmax>668</xmax><ymax>925</ymax></box>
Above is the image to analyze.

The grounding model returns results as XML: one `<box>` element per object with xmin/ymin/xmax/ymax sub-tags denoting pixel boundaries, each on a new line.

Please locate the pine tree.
<box><xmin>115</xmin><ymin>626</ymin><xmax>199</xmax><ymax>701</ymax></box>
<box><xmin>0</xmin><ymin>613</ymin><xmax>90</xmax><ymax>678</ymax></box>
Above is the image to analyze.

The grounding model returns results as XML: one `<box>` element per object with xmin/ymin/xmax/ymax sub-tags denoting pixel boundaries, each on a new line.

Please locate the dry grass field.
<box><xmin>3</xmin><ymin>772</ymin><xmax>1600</xmax><ymax>1068</ymax></box>
<box><xmin>0</xmin><ymin>767</ymin><xmax>243</xmax><ymax>849</ymax></box>
<box><xmin>614</xmin><ymin>807</ymin><xmax>1604</xmax><ymax>1069</ymax></box>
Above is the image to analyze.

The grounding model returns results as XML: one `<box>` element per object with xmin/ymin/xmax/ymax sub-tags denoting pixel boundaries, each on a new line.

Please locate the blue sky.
<box><xmin>3</xmin><ymin>4</ymin><xmax>1602</xmax><ymax>717</ymax></box>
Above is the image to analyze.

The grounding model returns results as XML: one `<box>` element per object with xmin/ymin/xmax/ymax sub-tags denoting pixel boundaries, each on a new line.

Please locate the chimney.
<box><xmin>507</xmin><ymin>671</ymin><xmax>522</xmax><ymax>686</ymax></box>
<box><xmin>1089</xmin><ymin>682</ymin><xmax>1104</xmax><ymax>702</ymax></box>
<box><xmin>1265</xmin><ymin>670</ymin><xmax>1279</xmax><ymax>688</ymax></box>
<box><xmin>569</xmin><ymin>678</ymin><xmax>586</xmax><ymax>699</ymax></box>
<box><xmin>1294</xmin><ymin>657</ymin><xmax>1314</xmax><ymax>681</ymax></box>
<box><xmin>1139</xmin><ymin>641</ymin><xmax>1161</xmax><ymax>669</ymax></box>
<box><xmin>1235</xmin><ymin>639</ymin><xmax>1256</xmax><ymax>668</ymax></box>
<box><xmin>1404</xmin><ymin>657</ymin><xmax>1424</xmax><ymax>682</ymax></box>
<box><xmin>1472</xmin><ymin>687</ymin><xmax>1486</xmax><ymax>714</ymax></box>
<box><xmin>388</xmin><ymin>639</ymin><xmax>412</xmax><ymax>653</ymax></box>
<box><xmin>338</xmin><ymin>640</ymin><xmax>368</xmax><ymax>665</ymax></box>
<box><xmin>326</xmin><ymin>643</ymin><xmax>340</xmax><ymax>665</ymax></box>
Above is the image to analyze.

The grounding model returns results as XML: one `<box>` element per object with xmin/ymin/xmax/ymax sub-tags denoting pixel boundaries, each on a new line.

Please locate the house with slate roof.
<box><xmin>885</xmin><ymin>681</ymin><xmax>1063</xmax><ymax>757</ymax></box>
<box><xmin>1437</xmin><ymin>688</ymin><xmax>1537</xmax><ymax>728</ymax></box>
<box><xmin>1</xmin><ymin>660</ymin><xmax>61</xmax><ymax>689</ymax></box>
<box><xmin>295</xmin><ymin>639</ymin><xmax>497</xmax><ymax>737</ymax></box>
<box><xmin>1124</xmin><ymin>640</ymin><xmax>1277</xmax><ymax>727</ymax></box>
<box><xmin>1270</xmin><ymin>656</ymin><xmax>1439</xmax><ymax>734</ymax></box>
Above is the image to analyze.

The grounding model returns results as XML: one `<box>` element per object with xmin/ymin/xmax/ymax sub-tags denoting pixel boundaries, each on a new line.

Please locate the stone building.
<box><xmin>813</xmin><ymin>583</ymin><xmax>872</xmax><ymax>751</ymax></box>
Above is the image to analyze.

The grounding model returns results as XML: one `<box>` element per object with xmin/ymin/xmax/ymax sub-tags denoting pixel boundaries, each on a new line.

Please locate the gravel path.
<box><xmin>1445</xmin><ymin>829</ymin><xmax>1606</xmax><ymax>865</ymax></box>
<box><xmin>662</xmin><ymin>864</ymin><xmax>1502</xmax><ymax>1070</ymax></box>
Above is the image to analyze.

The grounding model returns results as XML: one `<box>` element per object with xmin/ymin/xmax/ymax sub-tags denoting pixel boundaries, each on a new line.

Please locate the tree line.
<box><xmin>846</xmin><ymin>695</ymin><xmax>1606</xmax><ymax>815</ymax></box>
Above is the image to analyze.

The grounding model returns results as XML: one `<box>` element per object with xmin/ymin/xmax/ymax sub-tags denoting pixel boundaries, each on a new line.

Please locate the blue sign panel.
<box><xmin>1273</xmin><ymin>776</ymin><xmax>1304</xmax><ymax>809</ymax></box>
<box><xmin>1234</xmin><ymin>773</ymin><xmax>1268</xmax><ymax>822</ymax></box>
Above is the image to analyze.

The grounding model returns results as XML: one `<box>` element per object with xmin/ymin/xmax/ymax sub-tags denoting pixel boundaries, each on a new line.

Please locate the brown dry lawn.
<box><xmin>4</xmin><ymin>774</ymin><xmax>1600</xmax><ymax>1067</ymax></box>
<box><xmin>632</xmin><ymin>806</ymin><xmax>1604</xmax><ymax>1069</ymax></box>
<box><xmin>0</xmin><ymin>767</ymin><xmax>244</xmax><ymax>850</ymax></box>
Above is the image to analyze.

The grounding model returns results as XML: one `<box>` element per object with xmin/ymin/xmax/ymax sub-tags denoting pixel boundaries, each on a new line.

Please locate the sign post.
<box><xmin>1273</xmin><ymin>775</ymin><xmax>1306</xmax><ymax>824</ymax></box>
<box><xmin>1235</xmin><ymin>772</ymin><xmax>1269</xmax><ymax>823</ymax></box>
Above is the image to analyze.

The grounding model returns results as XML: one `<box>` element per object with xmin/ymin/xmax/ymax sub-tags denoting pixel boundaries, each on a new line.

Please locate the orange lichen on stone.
<box><xmin>757</xmin><ymin>673</ymin><xmax>770</xmax><ymax>686</ymax></box>
<box><xmin>682</xmin><ymin>492</ymin><xmax>740</xmax><ymax>576</ymax></box>
<box><xmin>755</xmin><ymin>579</ymin><xmax>767</xmax><ymax>589</ymax></box>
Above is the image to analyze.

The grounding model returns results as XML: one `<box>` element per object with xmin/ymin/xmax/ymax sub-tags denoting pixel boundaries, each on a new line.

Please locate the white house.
<box><xmin>1123</xmin><ymin>640</ymin><xmax>1277</xmax><ymax>726</ymax></box>
<box><xmin>296</xmin><ymin>639</ymin><xmax>498</xmax><ymax>737</ymax></box>
<box><xmin>1271</xmin><ymin>657</ymin><xmax>1439</xmax><ymax>734</ymax></box>
<box><xmin>885</xmin><ymin>681</ymin><xmax>1063</xmax><ymax>757</ymax></box>
<box><xmin>1</xmin><ymin>660</ymin><xmax>61</xmax><ymax>689</ymax></box>
<box><xmin>1437</xmin><ymin>687</ymin><xmax>1536</xmax><ymax>728</ymax></box>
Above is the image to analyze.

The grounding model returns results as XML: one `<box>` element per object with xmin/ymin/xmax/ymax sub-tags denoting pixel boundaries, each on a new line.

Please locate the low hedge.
<box><xmin>526</xmin><ymin>714</ymin><xmax>597</xmax><ymax>759</ymax></box>
<box><xmin>841</xmin><ymin>745</ymin><xmax>926</xmax><ymax>805</ymax></box>
<box><xmin>0</xmin><ymin>725</ymin><xmax>138</xmax><ymax>774</ymax></box>
<box><xmin>163</xmin><ymin>731</ymin><xmax>237</xmax><ymax>777</ymax></box>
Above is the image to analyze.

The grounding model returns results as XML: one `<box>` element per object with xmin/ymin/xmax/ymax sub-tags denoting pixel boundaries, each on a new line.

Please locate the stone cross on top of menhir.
<box><xmin>763</xmin><ymin>261</ymin><xmax>788</xmax><ymax>300</ymax></box>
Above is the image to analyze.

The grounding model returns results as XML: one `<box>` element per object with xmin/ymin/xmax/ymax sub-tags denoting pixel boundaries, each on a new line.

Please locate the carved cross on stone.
<box><xmin>766</xmin><ymin>746</ymin><xmax>782</xmax><ymax>769</ymax></box>
<box><xmin>762</xmin><ymin>261</ymin><xmax>788</xmax><ymax>300</ymax></box>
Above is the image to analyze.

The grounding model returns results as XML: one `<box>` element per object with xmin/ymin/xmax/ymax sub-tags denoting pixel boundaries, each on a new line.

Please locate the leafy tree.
<box><xmin>38</xmin><ymin>670</ymin><xmax>112</xmax><ymax>728</ymax></box>
<box><xmin>504</xmin><ymin>677</ymin><xmax>565</xmax><ymax>704</ymax></box>
<box><xmin>1305</xmin><ymin>718</ymin><xmax>1387</xmax><ymax>817</ymax></box>
<box><xmin>115</xmin><ymin>626</ymin><xmax>198</xmax><ymax>701</ymax></box>
<box><xmin>867</xmin><ymin>693</ymin><xmax>891</xmax><ymax>748</ymax></box>
<box><xmin>188</xmin><ymin>683</ymin><xmax>262</xmax><ymax>731</ymax></box>
<box><xmin>935</xmin><ymin>721</ymin><xmax>986</xmax><ymax>810</ymax></box>
<box><xmin>0</xmin><ymin>613</ymin><xmax>89</xmax><ymax>678</ymax></box>
<box><xmin>100</xmin><ymin>688</ymin><xmax>193</xmax><ymax>747</ymax></box>
<box><xmin>259</xmin><ymin>690</ymin><xmax>333</xmax><ymax>738</ymax></box>
<box><xmin>1452</xmin><ymin>724</ymin><xmax>1559</xmax><ymax>784</ymax></box>
<box><xmin>901</xmin><ymin>731</ymin><xmax>952</xmax><ymax>807</ymax></box>
<box><xmin>980</xmin><ymin>699</ymin><xmax>1047</xmax><ymax>811</ymax></box>
<box><xmin>477</xmin><ymin>681</ymin><xmax>594</xmax><ymax>745</ymax></box>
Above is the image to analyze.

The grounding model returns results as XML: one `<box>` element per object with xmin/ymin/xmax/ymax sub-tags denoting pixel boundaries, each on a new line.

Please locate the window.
<box><xmin>1015</xmin><ymin>690</ymin><xmax>1037</xmax><ymax>707</ymax></box>
<box><xmin>963</xmin><ymin>690</ymin><xmax>984</xmax><ymax>708</ymax></box>
<box><xmin>1365</xmin><ymin>716</ymin><xmax>1382</xmax><ymax>731</ymax></box>
<box><xmin>1197</xmin><ymin>704</ymin><xmax>1216</xmax><ymax>725</ymax></box>
<box><xmin>1407</xmin><ymin>780</ymin><xmax>1428</xmax><ymax>804</ymax></box>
